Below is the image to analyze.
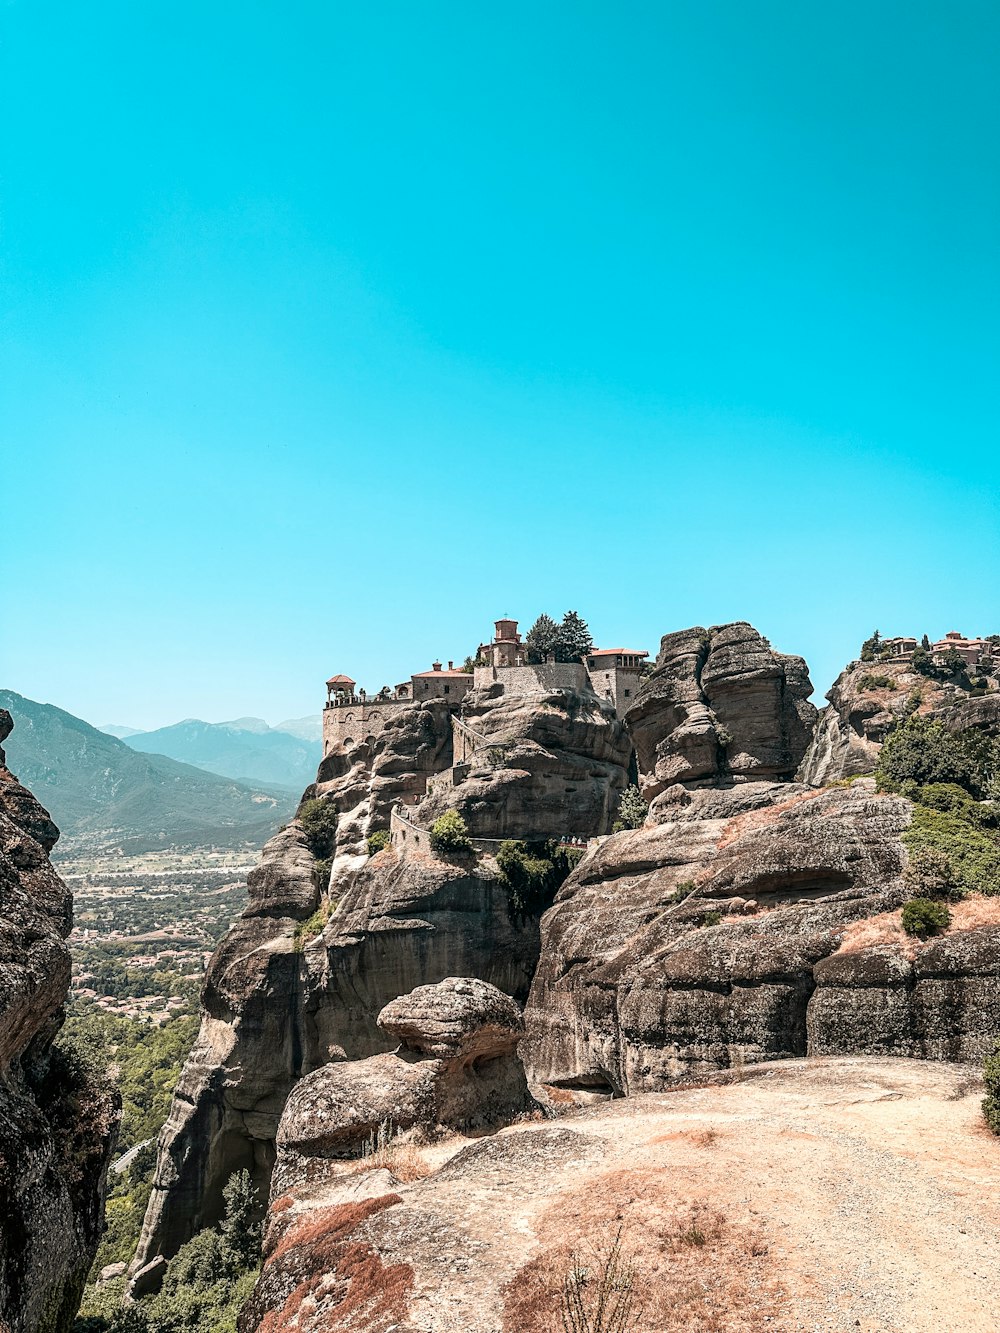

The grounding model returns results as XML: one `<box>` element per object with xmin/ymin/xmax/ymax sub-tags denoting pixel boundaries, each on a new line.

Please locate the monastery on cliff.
<box><xmin>323</xmin><ymin>618</ymin><xmax>648</xmax><ymax>756</ymax></box>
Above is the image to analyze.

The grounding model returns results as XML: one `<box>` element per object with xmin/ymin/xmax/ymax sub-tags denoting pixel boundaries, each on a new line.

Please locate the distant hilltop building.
<box><xmin>878</xmin><ymin>632</ymin><xmax>990</xmax><ymax>667</ymax></box>
<box><xmin>323</xmin><ymin>617</ymin><xmax>649</xmax><ymax>755</ymax></box>
<box><xmin>931</xmin><ymin>631</ymin><xmax>989</xmax><ymax>666</ymax></box>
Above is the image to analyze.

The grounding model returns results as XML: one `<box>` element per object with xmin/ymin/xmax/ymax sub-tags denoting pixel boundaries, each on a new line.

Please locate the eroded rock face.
<box><xmin>416</xmin><ymin>684</ymin><xmax>631</xmax><ymax>838</ymax></box>
<box><xmin>798</xmin><ymin>657</ymin><xmax>1000</xmax><ymax>786</ymax></box>
<box><xmin>0</xmin><ymin>710</ymin><xmax>117</xmax><ymax>1331</ymax></box>
<box><xmin>243</xmin><ymin>979</ymin><xmax>534</xmax><ymax>1329</ymax></box>
<box><xmin>524</xmin><ymin>778</ymin><xmax>1000</xmax><ymax>1092</ymax></box>
<box><xmin>625</xmin><ymin>623</ymin><xmax>816</xmax><ymax>799</ymax></box>
<box><xmin>273</xmin><ymin>978</ymin><xmax>532</xmax><ymax>1193</ymax></box>
<box><xmin>131</xmin><ymin>711</ymin><xmax>540</xmax><ymax>1282</ymax></box>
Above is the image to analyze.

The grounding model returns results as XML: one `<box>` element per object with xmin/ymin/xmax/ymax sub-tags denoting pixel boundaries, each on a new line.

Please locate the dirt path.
<box><xmin>372</xmin><ymin>1058</ymin><xmax>1000</xmax><ymax>1332</ymax></box>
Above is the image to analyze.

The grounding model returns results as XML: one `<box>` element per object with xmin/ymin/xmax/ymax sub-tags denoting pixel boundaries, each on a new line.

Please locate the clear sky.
<box><xmin>2</xmin><ymin>2</ymin><xmax>998</xmax><ymax>730</ymax></box>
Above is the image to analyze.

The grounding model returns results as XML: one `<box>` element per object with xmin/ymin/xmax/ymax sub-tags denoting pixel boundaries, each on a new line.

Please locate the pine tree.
<box><xmin>860</xmin><ymin>630</ymin><xmax>882</xmax><ymax>662</ymax></box>
<box><xmin>921</xmin><ymin>633</ymin><xmax>931</xmax><ymax>651</ymax></box>
<box><xmin>555</xmin><ymin>611</ymin><xmax>593</xmax><ymax>663</ymax></box>
<box><xmin>219</xmin><ymin>1168</ymin><xmax>262</xmax><ymax>1271</ymax></box>
<box><xmin>615</xmin><ymin>785</ymin><xmax>649</xmax><ymax>831</ymax></box>
<box><xmin>525</xmin><ymin>614</ymin><xmax>559</xmax><ymax>663</ymax></box>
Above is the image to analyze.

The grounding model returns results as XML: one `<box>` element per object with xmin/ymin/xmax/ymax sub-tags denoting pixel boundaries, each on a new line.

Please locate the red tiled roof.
<box><xmin>326</xmin><ymin>674</ymin><xmax>356</xmax><ymax>685</ymax></box>
<box><xmin>412</xmin><ymin>669</ymin><xmax>470</xmax><ymax>678</ymax></box>
<box><xmin>588</xmin><ymin>648</ymin><xmax>649</xmax><ymax>658</ymax></box>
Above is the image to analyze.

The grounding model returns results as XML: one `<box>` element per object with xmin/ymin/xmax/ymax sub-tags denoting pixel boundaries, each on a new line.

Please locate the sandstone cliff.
<box><xmin>0</xmin><ymin>709</ymin><xmax>117</xmax><ymax>1331</ymax></box>
<box><xmin>416</xmin><ymin>680</ymin><xmax>630</xmax><ymax>838</ymax></box>
<box><xmin>799</xmin><ymin>654</ymin><xmax>1000</xmax><ymax>786</ymax></box>
<box><xmin>625</xmin><ymin>622</ymin><xmax>815</xmax><ymax>800</ymax></box>
<box><xmin>524</xmin><ymin>627</ymin><xmax>1000</xmax><ymax>1092</ymax></box>
<box><xmin>131</xmin><ymin>700</ymin><xmax>546</xmax><ymax>1284</ymax></box>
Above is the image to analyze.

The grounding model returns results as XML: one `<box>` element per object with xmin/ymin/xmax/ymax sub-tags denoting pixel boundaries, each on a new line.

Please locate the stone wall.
<box><xmin>322</xmin><ymin>700</ymin><xmax>403</xmax><ymax>755</ymax></box>
<box><xmin>472</xmin><ymin>662</ymin><xmax>591</xmax><ymax>694</ymax></box>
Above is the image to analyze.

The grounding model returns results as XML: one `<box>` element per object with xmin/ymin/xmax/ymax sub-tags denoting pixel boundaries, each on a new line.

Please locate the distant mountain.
<box><xmin>0</xmin><ymin>690</ymin><xmax>297</xmax><ymax>856</ymax></box>
<box><xmin>273</xmin><ymin>714</ymin><xmax>323</xmax><ymax>743</ymax></box>
<box><xmin>99</xmin><ymin>723</ymin><xmax>143</xmax><ymax>739</ymax></box>
<box><xmin>124</xmin><ymin>717</ymin><xmax>322</xmax><ymax>791</ymax></box>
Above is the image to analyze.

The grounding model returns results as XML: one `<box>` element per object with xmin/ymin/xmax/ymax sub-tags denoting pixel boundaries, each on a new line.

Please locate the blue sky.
<box><xmin>2</xmin><ymin>1</ymin><xmax>998</xmax><ymax>730</ymax></box>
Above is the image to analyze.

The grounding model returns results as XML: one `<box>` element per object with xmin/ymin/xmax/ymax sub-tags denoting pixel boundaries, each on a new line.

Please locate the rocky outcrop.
<box><xmin>523</xmin><ymin>780</ymin><xmax>932</xmax><ymax>1092</ymax></box>
<box><xmin>0</xmin><ymin>710</ymin><xmax>117</xmax><ymax>1331</ymax></box>
<box><xmin>798</xmin><ymin>656</ymin><xmax>1000</xmax><ymax>786</ymax></box>
<box><xmin>416</xmin><ymin>682</ymin><xmax>631</xmax><ymax>838</ymax></box>
<box><xmin>272</xmin><ymin>978</ymin><xmax>533</xmax><ymax>1198</ymax></box>
<box><xmin>131</xmin><ymin>706</ymin><xmax>541</xmax><ymax>1283</ymax></box>
<box><xmin>241</xmin><ymin>978</ymin><xmax>534</xmax><ymax>1330</ymax></box>
<box><xmin>236</xmin><ymin>1058</ymin><xmax>999</xmax><ymax>1333</ymax></box>
<box><xmin>625</xmin><ymin>623</ymin><xmax>815</xmax><ymax>800</ymax></box>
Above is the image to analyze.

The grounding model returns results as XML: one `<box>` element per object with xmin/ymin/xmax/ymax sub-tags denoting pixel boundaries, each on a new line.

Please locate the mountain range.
<box><xmin>0</xmin><ymin>690</ymin><xmax>299</xmax><ymax>856</ymax></box>
<box><xmin>114</xmin><ymin>716</ymin><xmax>322</xmax><ymax>791</ymax></box>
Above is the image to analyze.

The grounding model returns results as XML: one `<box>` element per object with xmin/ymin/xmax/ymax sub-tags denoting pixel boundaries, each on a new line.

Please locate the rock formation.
<box><xmin>416</xmin><ymin>679</ymin><xmax>631</xmax><ymax>838</ymax></box>
<box><xmin>798</xmin><ymin>654</ymin><xmax>1000</xmax><ymax>786</ymax></box>
<box><xmin>0</xmin><ymin>709</ymin><xmax>117</xmax><ymax>1331</ymax></box>
<box><xmin>625</xmin><ymin>623</ymin><xmax>815</xmax><ymax>800</ymax></box>
<box><xmin>131</xmin><ymin>702</ymin><xmax>545</xmax><ymax>1283</ymax></box>
<box><xmin>131</xmin><ymin>617</ymin><xmax>1000</xmax><ymax>1319</ymax></box>
<box><xmin>237</xmin><ymin>1057</ymin><xmax>1000</xmax><ymax>1333</ymax></box>
<box><xmin>524</xmin><ymin>623</ymin><xmax>1000</xmax><ymax>1092</ymax></box>
<box><xmin>240</xmin><ymin>977</ymin><xmax>534</xmax><ymax>1329</ymax></box>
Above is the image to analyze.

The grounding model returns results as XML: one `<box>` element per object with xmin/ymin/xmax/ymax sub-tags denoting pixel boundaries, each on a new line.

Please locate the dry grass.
<box><xmin>501</xmin><ymin>1171</ymin><xmax>788</xmax><ymax>1333</ymax></box>
<box><xmin>835</xmin><ymin>894</ymin><xmax>1000</xmax><ymax>962</ymax></box>
<box><xmin>835</xmin><ymin>909</ymin><xmax>913</xmax><ymax>957</ymax></box>
<box><xmin>949</xmin><ymin>896</ymin><xmax>1000</xmax><ymax>931</ymax></box>
<box><xmin>258</xmin><ymin>1193</ymin><xmax>413</xmax><ymax>1332</ymax></box>
<box><xmin>346</xmin><ymin>1118</ymin><xmax>433</xmax><ymax>1184</ymax></box>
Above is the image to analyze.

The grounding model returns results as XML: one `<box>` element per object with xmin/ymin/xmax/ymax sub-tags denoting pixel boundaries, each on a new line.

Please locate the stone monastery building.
<box><xmin>881</xmin><ymin>631</ymin><xmax>991</xmax><ymax>667</ymax></box>
<box><xmin>323</xmin><ymin>618</ymin><xmax>648</xmax><ymax>756</ymax></box>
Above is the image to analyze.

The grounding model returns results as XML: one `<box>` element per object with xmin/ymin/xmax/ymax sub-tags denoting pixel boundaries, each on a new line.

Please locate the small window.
<box><xmin>624</xmin><ymin>689</ymin><xmax>631</xmax><ymax>698</ymax></box>
<box><xmin>444</xmin><ymin>685</ymin><xmax>450</xmax><ymax>694</ymax></box>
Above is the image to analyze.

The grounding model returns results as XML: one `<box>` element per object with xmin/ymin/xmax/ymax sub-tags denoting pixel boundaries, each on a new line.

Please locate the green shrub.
<box><xmin>297</xmin><ymin>797</ymin><xmax>338</xmax><ymax>858</ymax></box>
<box><xmin>666</xmin><ymin>880</ymin><xmax>697</xmax><ymax>905</ymax></box>
<box><xmin>312</xmin><ymin>855</ymin><xmax>332</xmax><ymax>890</ymax></box>
<box><xmin>983</xmin><ymin>1041</ymin><xmax>1000</xmax><ymax>1135</ymax></box>
<box><xmin>876</xmin><ymin>715</ymin><xmax>999</xmax><ymax>800</ymax></box>
<box><xmin>366</xmin><ymin>829</ymin><xmax>390</xmax><ymax>856</ymax></box>
<box><xmin>900</xmin><ymin>897</ymin><xmax>951</xmax><ymax>937</ymax></box>
<box><xmin>615</xmin><ymin>785</ymin><xmax>648</xmax><ymax>831</ymax></box>
<box><xmin>429</xmin><ymin>809</ymin><xmax>472</xmax><ymax>854</ymax></box>
<box><xmin>293</xmin><ymin>901</ymin><xmax>333</xmax><ymax>949</ymax></box>
<box><xmin>701</xmin><ymin>910</ymin><xmax>722</xmax><ymax>927</ymax></box>
<box><xmin>904</xmin><ymin>846</ymin><xmax>960</xmax><ymax>900</ymax></box>
<box><xmin>496</xmin><ymin>839</ymin><xmax>580</xmax><ymax>919</ymax></box>
<box><xmin>904</xmin><ymin>804</ymin><xmax>1000</xmax><ymax>896</ymax></box>
<box><xmin>858</xmin><ymin>673</ymin><xmax>896</xmax><ymax>692</ymax></box>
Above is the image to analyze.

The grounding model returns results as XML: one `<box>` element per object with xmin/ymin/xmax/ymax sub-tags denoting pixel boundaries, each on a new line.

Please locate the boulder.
<box><xmin>272</xmin><ymin>978</ymin><xmax>534</xmax><ymax>1199</ymax></box>
<box><xmin>378</xmin><ymin>976</ymin><xmax>523</xmax><ymax>1060</ymax></box>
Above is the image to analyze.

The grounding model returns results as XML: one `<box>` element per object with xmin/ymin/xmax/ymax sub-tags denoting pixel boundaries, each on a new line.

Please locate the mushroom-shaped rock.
<box><xmin>273</xmin><ymin>978</ymin><xmax>536</xmax><ymax>1199</ymax></box>
<box><xmin>377</xmin><ymin>976</ymin><xmax>524</xmax><ymax>1061</ymax></box>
